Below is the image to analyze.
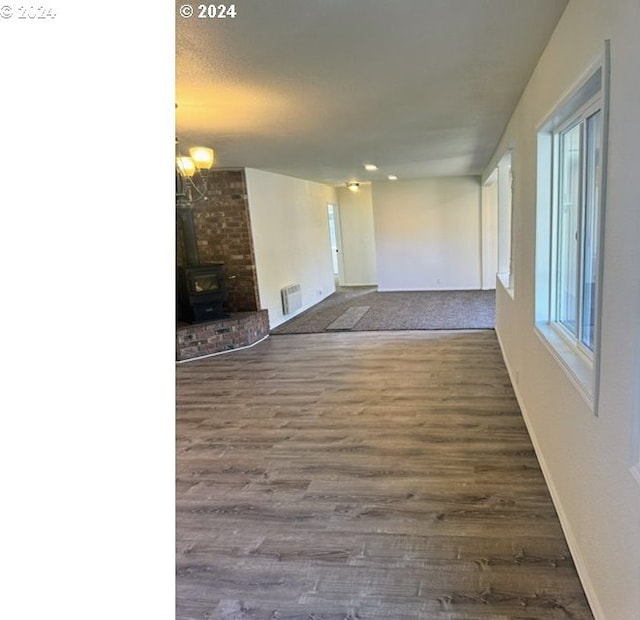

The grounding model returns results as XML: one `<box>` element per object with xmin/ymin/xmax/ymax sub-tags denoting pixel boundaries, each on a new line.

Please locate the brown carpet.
<box><xmin>271</xmin><ymin>287</ymin><xmax>495</xmax><ymax>334</ymax></box>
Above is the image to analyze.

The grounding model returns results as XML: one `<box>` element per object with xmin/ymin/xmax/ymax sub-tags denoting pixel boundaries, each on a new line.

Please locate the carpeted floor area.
<box><xmin>271</xmin><ymin>286</ymin><xmax>495</xmax><ymax>334</ymax></box>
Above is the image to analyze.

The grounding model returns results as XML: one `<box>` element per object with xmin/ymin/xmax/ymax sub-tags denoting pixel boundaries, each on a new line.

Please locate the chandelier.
<box><xmin>175</xmin><ymin>142</ymin><xmax>215</xmax><ymax>207</ymax></box>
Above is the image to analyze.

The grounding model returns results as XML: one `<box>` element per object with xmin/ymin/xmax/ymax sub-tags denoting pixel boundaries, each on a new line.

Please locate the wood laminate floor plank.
<box><xmin>176</xmin><ymin>330</ymin><xmax>594</xmax><ymax>619</ymax></box>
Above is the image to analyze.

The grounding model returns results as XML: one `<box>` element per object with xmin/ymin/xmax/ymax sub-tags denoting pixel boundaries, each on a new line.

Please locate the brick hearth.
<box><xmin>176</xmin><ymin>310</ymin><xmax>269</xmax><ymax>362</ymax></box>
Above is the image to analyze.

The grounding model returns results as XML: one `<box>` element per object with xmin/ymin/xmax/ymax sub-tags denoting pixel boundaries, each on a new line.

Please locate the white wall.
<box><xmin>244</xmin><ymin>168</ymin><xmax>337</xmax><ymax>328</ymax></box>
<box><xmin>371</xmin><ymin>177</ymin><xmax>482</xmax><ymax>291</ymax></box>
<box><xmin>335</xmin><ymin>184</ymin><xmax>377</xmax><ymax>286</ymax></box>
<box><xmin>484</xmin><ymin>1</ymin><xmax>640</xmax><ymax>617</ymax></box>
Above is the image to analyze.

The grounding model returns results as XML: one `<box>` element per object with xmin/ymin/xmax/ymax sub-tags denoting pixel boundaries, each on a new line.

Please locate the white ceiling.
<box><xmin>176</xmin><ymin>0</ymin><xmax>568</xmax><ymax>185</ymax></box>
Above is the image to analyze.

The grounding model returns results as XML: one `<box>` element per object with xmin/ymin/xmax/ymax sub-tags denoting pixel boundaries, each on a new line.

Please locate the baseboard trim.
<box><xmin>494</xmin><ymin>328</ymin><xmax>605</xmax><ymax>620</ymax></box>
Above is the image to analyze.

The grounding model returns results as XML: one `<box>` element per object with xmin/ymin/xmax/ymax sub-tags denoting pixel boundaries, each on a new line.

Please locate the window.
<box><xmin>497</xmin><ymin>151</ymin><xmax>514</xmax><ymax>294</ymax></box>
<box><xmin>535</xmin><ymin>51</ymin><xmax>609</xmax><ymax>408</ymax></box>
<box><xmin>554</xmin><ymin>102</ymin><xmax>601</xmax><ymax>352</ymax></box>
<box><xmin>483</xmin><ymin>150</ymin><xmax>513</xmax><ymax>294</ymax></box>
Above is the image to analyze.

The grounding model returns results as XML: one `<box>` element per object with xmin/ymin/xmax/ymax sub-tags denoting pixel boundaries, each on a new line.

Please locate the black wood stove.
<box><xmin>177</xmin><ymin>262</ymin><xmax>227</xmax><ymax>323</ymax></box>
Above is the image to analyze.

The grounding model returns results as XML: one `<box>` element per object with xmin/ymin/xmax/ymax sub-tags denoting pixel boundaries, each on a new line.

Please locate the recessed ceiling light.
<box><xmin>388</xmin><ymin>175</ymin><xmax>398</xmax><ymax>181</ymax></box>
<box><xmin>364</xmin><ymin>164</ymin><xmax>378</xmax><ymax>171</ymax></box>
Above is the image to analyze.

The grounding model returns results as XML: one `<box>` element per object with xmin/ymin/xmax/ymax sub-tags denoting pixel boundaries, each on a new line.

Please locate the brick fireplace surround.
<box><xmin>176</xmin><ymin>169</ymin><xmax>270</xmax><ymax>361</ymax></box>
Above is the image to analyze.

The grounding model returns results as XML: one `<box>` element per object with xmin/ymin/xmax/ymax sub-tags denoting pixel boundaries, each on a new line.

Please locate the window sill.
<box><xmin>535</xmin><ymin>322</ymin><xmax>594</xmax><ymax>410</ymax></box>
<box><xmin>497</xmin><ymin>272</ymin><xmax>515</xmax><ymax>299</ymax></box>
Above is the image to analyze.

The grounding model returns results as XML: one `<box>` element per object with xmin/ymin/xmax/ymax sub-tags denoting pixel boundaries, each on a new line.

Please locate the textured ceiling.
<box><xmin>176</xmin><ymin>0</ymin><xmax>568</xmax><ymax>185</ymax></box>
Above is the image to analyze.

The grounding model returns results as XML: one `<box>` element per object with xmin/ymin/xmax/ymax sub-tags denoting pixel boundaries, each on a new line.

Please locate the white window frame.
<box><xmin>549</xmin><ymin>98</ymin><xmax>601</xmax><ymax>355</ymax></box>
<box><xmin>496</xmin><ymin>151</ymin><xmax>514</xmax><ymax>296</ymax></box>
<box><xmin>534</xmin><ymin>46</ymin><xmax>610</xmax><ymax>412</ymax></box>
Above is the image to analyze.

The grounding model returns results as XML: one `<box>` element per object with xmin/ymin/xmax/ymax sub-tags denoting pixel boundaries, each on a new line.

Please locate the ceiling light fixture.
<box><xmin>364</xmin><ymin>164</ymin><xmax>378</xmax><ymax>171</ymax></box>
<box><xmin>388</xmin><ymin>175</ymin><xmax>398</xmax><ymax>181</ymax></box>
<box><xmin>176</xmin><ymin>140</ymin><xmax>215</xmax><ymax>207</ymax></box>
<box><xmin>346</xmin><ymin>182</ymin><xmax>360</xmax><ymax>192</ymax></box>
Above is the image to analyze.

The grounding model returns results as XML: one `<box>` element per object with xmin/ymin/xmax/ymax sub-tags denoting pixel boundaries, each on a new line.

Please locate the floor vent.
<box><xmin>281</xmin><ymin>284</ymin><xmax>302</xmax><ymax>315</ymax></box>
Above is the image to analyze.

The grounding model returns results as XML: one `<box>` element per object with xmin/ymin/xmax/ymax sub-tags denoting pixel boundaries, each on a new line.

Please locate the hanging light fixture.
<box><xmin>176</xmin><ymin>140</ymin><xmax>215</xmax><ymax>206</ymax></box>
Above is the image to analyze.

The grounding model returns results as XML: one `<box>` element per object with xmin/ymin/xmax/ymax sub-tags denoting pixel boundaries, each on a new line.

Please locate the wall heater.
<box><xmin>281</xmin><ymin>284</ymin><xmax>302</xmax><ymax>315</ymax></box>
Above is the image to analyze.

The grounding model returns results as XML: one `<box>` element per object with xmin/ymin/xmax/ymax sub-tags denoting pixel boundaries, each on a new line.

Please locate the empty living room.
<box><xmin>174</xmin><ymin>1</ymin><xmax>640</xmax><ymax>619</ymax></box>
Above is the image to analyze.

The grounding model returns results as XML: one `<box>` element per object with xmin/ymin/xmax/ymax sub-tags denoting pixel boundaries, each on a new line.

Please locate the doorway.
<box><xmin>327</xmin><ymin>203</ymin><xmax>343</xmax><ymax>286</ymax></box>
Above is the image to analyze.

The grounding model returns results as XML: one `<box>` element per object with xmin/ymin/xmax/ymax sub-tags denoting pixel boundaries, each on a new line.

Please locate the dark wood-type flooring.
<box><xmin>176</xmin><ymin>330</ymin><xmax>594</xmax><ymax>620</ymax></box>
